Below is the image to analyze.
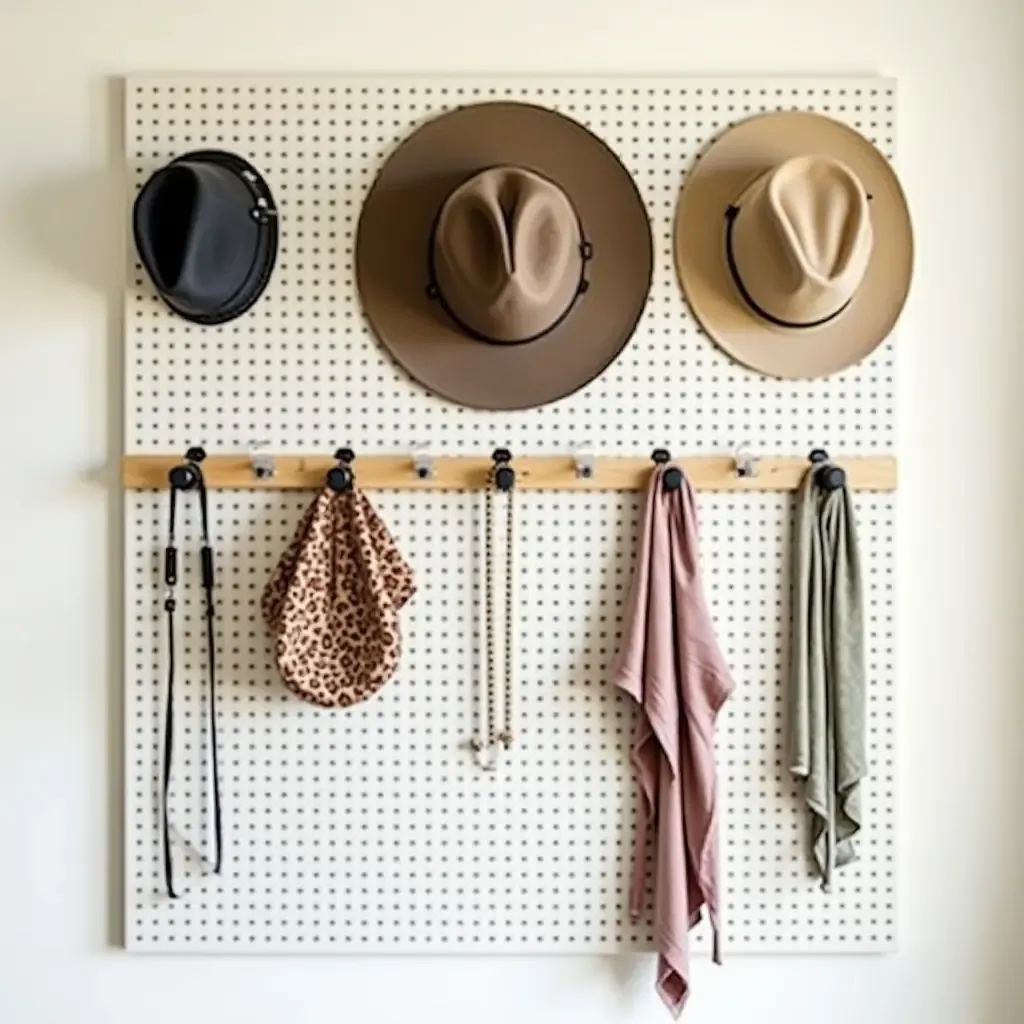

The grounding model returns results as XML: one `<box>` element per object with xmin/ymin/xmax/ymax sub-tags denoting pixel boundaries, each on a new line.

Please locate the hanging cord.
<box><xmin>162</xmin><ymin>533</ymin><xmax>177</xmax><ymax>898</ymax></box>
<box><xmin>472</xmin><ymin>450</ymin><xmax>516</xmax><ymax>770</ymax></box>
<box><xmin>195</xmin><ymin>468</ymin><xmax>223</xmax><ymax>876</ymax></box>
<box><xmin>163</xmin><ymin>448</ymin><xmax>222</xmax><ymax>898</ymax></box>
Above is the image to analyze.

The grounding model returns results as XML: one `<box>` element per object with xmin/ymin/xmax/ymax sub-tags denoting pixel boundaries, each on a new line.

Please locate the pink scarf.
<box><xmin>613</xmin><ymin>466</ymin><xmax>734</xmax><ymax>1016</ymax></box>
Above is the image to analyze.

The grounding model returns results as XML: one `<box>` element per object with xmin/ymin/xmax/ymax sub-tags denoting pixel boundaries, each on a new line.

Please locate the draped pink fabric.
<box><xmin>613</xmin><ymin>466</ymin><xmax>734</xmax><ymax>1017</ymax></box>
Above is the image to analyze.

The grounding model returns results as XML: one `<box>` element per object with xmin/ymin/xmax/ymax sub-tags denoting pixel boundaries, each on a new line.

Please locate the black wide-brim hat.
<box><xmin>132</xmin><ymin>150</ymin><xmax>278</xmax><ymax>326</ymax></box>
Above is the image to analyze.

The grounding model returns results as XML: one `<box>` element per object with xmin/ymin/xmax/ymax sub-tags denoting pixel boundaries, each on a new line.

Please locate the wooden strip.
<box><xmin>121</xmin><ymin>454</ymin><xmax>897</xmax><ymax>492</ymax></box>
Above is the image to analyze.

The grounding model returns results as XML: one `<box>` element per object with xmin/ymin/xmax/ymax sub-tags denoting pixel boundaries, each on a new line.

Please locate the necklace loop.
<box><xmin>472</xmin><ymin>454</ymin><xmax>516</xmax><ymax>770</ymax></box>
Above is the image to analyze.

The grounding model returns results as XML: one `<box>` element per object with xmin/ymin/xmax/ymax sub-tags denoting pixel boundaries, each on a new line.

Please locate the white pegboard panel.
<box><xmin>124</xmin><ymin>74</ymin><xmax>896</xmax><ymax>456</ymax></box>
<box><xmin>126</xmin><ymin>490</ymin><xmax>895</xmax><ymax>951</ymax></box>
<box><xmin>124</xmin><ymin>74</ymin><xmax>899</xmax><ymax>953</ymax></box>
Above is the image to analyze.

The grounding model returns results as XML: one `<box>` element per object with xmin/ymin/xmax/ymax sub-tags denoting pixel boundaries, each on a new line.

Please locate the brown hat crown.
<box><xmin>429</xmin><ymin>166</ymin><xmax>591</xmax><ymax>344</ymax></box>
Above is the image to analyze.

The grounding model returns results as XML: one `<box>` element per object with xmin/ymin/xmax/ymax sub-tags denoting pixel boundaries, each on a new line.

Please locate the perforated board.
<box><xmin>124</xmin><ymin>75</ymin><xmax>898</xmax><ymax>953</ymax></box>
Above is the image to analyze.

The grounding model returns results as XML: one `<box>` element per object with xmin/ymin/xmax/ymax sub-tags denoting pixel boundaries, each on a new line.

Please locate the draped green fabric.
<box><xmin>790</xmin><ymin>463</ymin><xmax>866</xmax><ymax>891</ymax></box>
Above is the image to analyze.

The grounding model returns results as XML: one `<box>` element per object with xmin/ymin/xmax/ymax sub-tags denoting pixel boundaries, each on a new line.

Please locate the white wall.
<box><xmin>1</xmin><ymin>1</ymin><xmax>1021</xmax><ymax>1021</ymax></box>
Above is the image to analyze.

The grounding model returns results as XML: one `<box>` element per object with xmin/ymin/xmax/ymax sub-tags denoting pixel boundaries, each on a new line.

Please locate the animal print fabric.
<box><xmin>262</xmin><ymin>487</ymin><xmax>415</xmax><ymax>708</ymax></box>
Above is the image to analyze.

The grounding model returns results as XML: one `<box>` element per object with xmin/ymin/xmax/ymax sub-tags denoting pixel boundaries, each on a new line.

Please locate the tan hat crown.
<box><xmin>429</xmin><ymin>166</ymin><xmax>591</xmax><ymax>344</ymax></box>
<box><xmin>727</xmin><ymin>155</ymin><xmax>874</xmax><ymax>330</ymax></box>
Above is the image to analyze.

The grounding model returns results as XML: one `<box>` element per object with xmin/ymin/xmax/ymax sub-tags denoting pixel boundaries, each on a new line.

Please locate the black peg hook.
<box><xmin>325</xmin><ymin>466</ymin><xmax>354</xmax><ymax>493</ymax></box>
<box><xmin>491</xmin><ymin>448</ymin><xmax>515</xmax><ymax>492</ymax></box>
<box><xmin>168</xmin><ymin>446</ymin><xmax>206</xmax><ymax>490</ymax></box>
<box><xmin>168</xmin><ymin>464</ymin><xmax>199</xmax><ymax>491</ymax></box>
<box><xmin>651</xmin><ymin>448</ymin><xmax>682</xmax><ymax>491</ymax></box>
<box><xmin>326</xmin><ymin>447</ymin><xmax>355</xmax><ymax>493</ymax></box>
<box><xmin>809</xmin><ymin>448</ymin><xmax>846</xmax><ymax>492</ymax></box>
<box><xmin>816</xmin><ymin>464</ymin><xmax>846</xmax><ymax>492</ymax></box>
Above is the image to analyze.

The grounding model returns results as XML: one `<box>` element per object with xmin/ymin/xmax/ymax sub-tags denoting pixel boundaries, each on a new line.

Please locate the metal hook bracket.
<box><xmin>249</xmin><ymin>441</ymin><xmax>275</xmax><ymax>481</ymax></box>
<box><xmin>574</xmin><ymin>443</ymin><xmax>595</xmax><ymax>480</ymax></box>
<box><xmin>734</xmin><ymin>443</ymin><xmax>758</xmax><ymax>478</ymax></box>
<box><xmin>412</xmin><ymin>443</ymin><xmax>435</xmax><ymax>481</ymax></box>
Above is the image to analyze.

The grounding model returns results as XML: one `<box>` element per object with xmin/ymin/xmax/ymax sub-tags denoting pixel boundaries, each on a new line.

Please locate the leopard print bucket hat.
<box><xmin>262</xmin><ymin>487</ymin><xmax>415</xmax><ymax>708</ymax></box>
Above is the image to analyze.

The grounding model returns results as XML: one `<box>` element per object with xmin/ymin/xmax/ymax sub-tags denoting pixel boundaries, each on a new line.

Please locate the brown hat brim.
<box><xmin>675</xmin><ymin>111</ymin><xmax>914</xmax><ymax>379</ymax></box>
<box><xmin>357</xmin><ymin>102</ymin><xmax>653</xmax><ymax>410</ymax></box>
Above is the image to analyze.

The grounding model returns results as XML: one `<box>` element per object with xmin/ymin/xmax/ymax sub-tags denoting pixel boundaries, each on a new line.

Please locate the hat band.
<box><xmin>426</xmin><ymin>169</ymin><xmax>593</xmax><ymax>346</ymax></box>
<box><xmin>724</xmin><ymin>205</ymin><xmax>851</xmax><ymax>330</ymax></box>
<box><xmin>426</xmin><ymin>252</ymin><xmax>591</xmax><ymax>346</ymax></box>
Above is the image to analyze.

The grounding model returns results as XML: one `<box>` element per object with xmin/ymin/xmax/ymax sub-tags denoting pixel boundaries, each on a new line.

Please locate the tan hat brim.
<box><xmin>675</xmin><ymin>111</ymin><xmax>913</xmax><ymax>379</ymax></box>
<box><xmin>357</xmin><ymin>102</ymin><xmax>653</xmax><ymax>410</ymax></box>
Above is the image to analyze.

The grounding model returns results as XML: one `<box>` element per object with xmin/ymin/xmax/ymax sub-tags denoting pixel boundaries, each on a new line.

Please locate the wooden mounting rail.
<box><xmin>121</xmin><ymin>453</ymin><xmax>897</xmax><ymax>492</ymax></box>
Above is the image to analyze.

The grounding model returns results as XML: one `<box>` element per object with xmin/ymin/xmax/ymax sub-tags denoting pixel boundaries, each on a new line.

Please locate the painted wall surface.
<box><xmin>0</xmin><ymin>1</ymin><xmax>1021</xmax><ymax>1021</ymax></box>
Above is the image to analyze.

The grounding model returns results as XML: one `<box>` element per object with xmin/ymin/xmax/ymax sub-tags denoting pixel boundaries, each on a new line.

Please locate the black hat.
<box><xmin>132</xmin><ymin>150</ymin><xmax>278</xmax><ymax>325</ymax></box>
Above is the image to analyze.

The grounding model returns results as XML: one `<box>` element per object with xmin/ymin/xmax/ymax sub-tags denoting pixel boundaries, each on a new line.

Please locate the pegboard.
<box><xmin>124</xmin><ymin>75</ymin><xmax>899</xmax><ymax>953</ymax></box>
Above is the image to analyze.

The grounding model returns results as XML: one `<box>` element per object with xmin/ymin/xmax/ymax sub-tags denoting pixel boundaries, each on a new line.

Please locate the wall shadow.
<box><xmin>14</xmin><ymin>74</ymin><xmax>128</xmax><ymax>951</ymax></box>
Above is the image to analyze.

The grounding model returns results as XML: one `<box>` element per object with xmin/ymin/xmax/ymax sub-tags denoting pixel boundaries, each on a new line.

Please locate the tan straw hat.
<box><xmin>675</xmin><ymin>111</ymin><xmax>913</xmax><ymax>378</ymax></box>
<box><xmin>357</xmin><ymin>102</ymin><xmax>653</xmax><ymax>409</ymax></box>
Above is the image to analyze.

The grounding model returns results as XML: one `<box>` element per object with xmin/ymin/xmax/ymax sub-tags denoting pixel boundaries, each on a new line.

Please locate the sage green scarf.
<box><xmin>790</xmin><ymin>462</ymin><xmax>866</xmax><ymax>891</ymax></box>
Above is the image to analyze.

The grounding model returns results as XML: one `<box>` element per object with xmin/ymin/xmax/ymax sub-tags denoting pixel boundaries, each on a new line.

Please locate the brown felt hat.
<box><xmin>675</xmin><ymin>111</ymin><xmax>913</xmax><ymax>379</ymax></box>
<box><xmin>357</xmin><ymin>102</ymin><xmax>653</xmax><ymax>410</ymax></box>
